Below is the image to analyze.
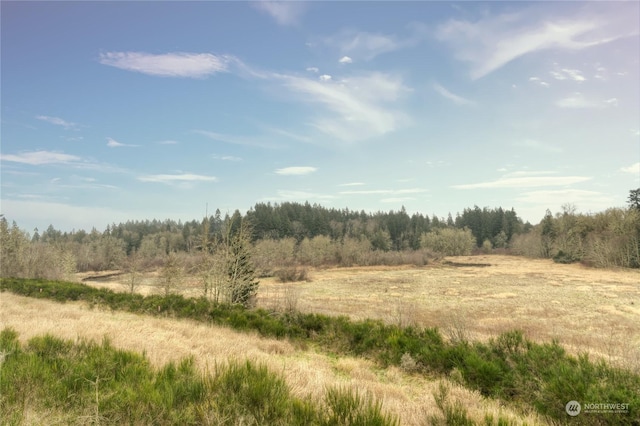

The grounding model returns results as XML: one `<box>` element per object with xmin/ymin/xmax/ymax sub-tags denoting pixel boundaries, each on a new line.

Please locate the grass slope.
<box><xmin>2</xmin><ymin>277</ymin><xmax>640</xmax><ymax>425</ymax></box>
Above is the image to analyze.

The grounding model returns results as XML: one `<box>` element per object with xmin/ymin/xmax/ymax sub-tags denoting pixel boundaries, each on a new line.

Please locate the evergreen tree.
<box><xmin>223</xmin><ymin>217</ymin><xmax>259</xmax><ymax>307</ymax></box>
<box><xmin>628</xmin><ymin>188</ymin><xmax>640</xmax><ymax>211</ymax></box>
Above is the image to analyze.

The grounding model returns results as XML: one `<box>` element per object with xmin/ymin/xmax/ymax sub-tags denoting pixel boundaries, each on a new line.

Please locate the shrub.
<box><xmin>421</xmin><ymin>228</ymin><xmax>475</xmax><ymax>256</ymax></box>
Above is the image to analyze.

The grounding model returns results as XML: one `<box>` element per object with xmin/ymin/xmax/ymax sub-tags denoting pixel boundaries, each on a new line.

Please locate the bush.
<box><xmin>421</xmin><ymin>228</ymin><xmax>475</xmax><ymax>256</ymax></box>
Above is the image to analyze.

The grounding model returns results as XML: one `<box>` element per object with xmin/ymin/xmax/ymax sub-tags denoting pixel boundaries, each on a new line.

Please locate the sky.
<box><xmin>1</xmin><ymin>1</ymin><xmax>639</xmax><ymax>233</ymax></box>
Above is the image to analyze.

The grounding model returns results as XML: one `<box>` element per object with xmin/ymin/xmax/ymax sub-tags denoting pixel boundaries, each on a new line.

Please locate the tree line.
<box><xmin>2</xmin><ymin>189</ymin><xmax>639</xmax><ymax>284</ymax></box>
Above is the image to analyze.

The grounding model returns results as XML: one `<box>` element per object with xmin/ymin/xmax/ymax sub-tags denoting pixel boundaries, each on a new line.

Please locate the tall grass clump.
<box><xmin>0</xmin><ymin>328</ymin><xmax>399</xmax><ymax>425</ymax></box>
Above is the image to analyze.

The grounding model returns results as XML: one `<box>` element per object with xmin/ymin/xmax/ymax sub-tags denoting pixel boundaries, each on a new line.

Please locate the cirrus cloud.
<box><xmin>453</xmin><ymin>174</ymin><xmax>591</xmax><ymax>189</ymax></box>
<box><xmin>99</xmin><ymin>51</ymin><xmax>231</xmax><ymax>78</ymax></box>
<box><xmin>0</xmin><ymin>150</ymin><xmax>82</xmax><ymax>165</ymax></box>
<box><xmin>274</xmin><ymin>166</ymin><xmax>317</xmax><ymax>176</ymax></box>
<box><xmin>138</xmin><ymin>173</ymin><xmax>218</xmax><ymax>183</ymax></box>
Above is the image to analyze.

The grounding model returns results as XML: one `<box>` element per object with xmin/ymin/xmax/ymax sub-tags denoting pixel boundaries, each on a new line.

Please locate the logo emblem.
<box><xmin>566</xmin><ymin>400</ymin><xmax>581</xmax><ymax>416</ymax></box>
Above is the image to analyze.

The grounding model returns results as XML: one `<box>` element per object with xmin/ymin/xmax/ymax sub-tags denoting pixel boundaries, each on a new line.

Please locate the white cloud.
<box><xmin>212</xmin><ymin>154</ymin><xmax>242</xmax><ymax>162</ymax></box>
<box><xmin>36</xmin><ymin>115</ymin><xmax>78</xmax><ymax>130</ymax></box>
<box><xmin>528</xmin><ymin>76</ymin><xmax>550</xmax><ymax>87</ymax></box>
<box><xmin>550</xmin><ymin>67</ymin><xmax>587</xmax><ymax>82</ymax></box>
<box><xmin>0</xmin><ymin>150</ymin><xmax>81</xmax><ymax>165</ymax></box>
<box><xmin>339</xmin><ymin>56</ymin><xmax>353</xmax><ymax>64</ymax></box>
<box><xmin>138</xmin><ymin>173</ymin><xmax>218</xmax><ymax>183</ymax></box>
<box><xmin>433</xmin><ymin>83</ymin><xmax>475</xmax><ymax>106</ymax></box>
<box><xmin>338</xmin><ymin>182</ymin><xmax>365</xmax><ymax>187</ymax></box>
<box><xmin>306</xmin><ymin>67</ymin><xmax>319</xmax><ymax>73</ymax></box>
<box><xmin>319</xmin><ymin>25</ymin><xmax>427</xmax><ymax>61</ymax></box>
<box><xmin>274</xmin><ymin>166</ymin><xmax>317</xmax><ymax>176</ymax></box>
<box><xmin>252</xmin><ymin>1</ymin><xmax>307</xmax><ymax>26</ymax></box>
<box><xmin>453</xmin><ymin>174</ymin><xmax>591</xmax><ymax>189</ymax></box>
<box><xmin>106</xmin><ymin>137</ymin><xmax>138</xmax><ymax>148</ymax></box>
<box><xmin>555</xmin><ymin>93</ymin><xmax>618</xmax><ymax>109</ymax></box>
<box><xmin>157</xmin><ymin>140</ymin><xmax>179</xmax><ymax>145</ymax></box>
<box><xmin>276</xmin><ymin>71</ymin><xmax>410</xmax><ymax>141</ymax></box>
<box><xmin>319</xmin><ymin>74</ymin><xmax>332</xmax><ymax>81</ymax></box>
<box><xmin>555</xmin><ymin>93</ymin><xmax>596</xmax><ymax>108</ymax></box>
<box><xmin>621</xmin><ymin>162</ymin><xmax>640</xmax><ymax>174</ymax></box>
<box><xmin>435</xmin><ymin>5</ymin><xmax>636</xmax><ymax>79</ymax></box>
<box><xmin>99</xmin><ymin>52</ymin><xmax>231</xmax><ymax>78</ymax></box>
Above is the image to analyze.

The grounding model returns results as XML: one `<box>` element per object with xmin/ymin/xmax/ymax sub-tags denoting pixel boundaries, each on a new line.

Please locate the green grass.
<box><xmin>0</xmin><ymin>328</ymin><xmax>398</xmax><ymax>425</ymax></box>
<box><xmin>3</xmin><ymin>277</ymin><xmax>640</xmax><ymax>425</ymax></box>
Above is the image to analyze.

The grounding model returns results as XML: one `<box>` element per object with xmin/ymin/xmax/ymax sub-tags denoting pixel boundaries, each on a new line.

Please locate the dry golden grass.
<box><xmin>79</xmin><ymin>255</ymin><xmax>640</xmax><ymax>370</ymax></box>
<box><xmin>259</xmin><ymin>255</ymin><xmax>640</xmax><ymax>371</ymax></box>
<box><xmin>1</xmin><ymin>292</ymin><xmax>545</xmax><ymax>425</ymax></box>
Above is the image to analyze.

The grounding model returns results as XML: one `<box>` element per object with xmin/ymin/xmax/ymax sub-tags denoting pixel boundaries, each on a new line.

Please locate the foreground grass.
<box><xmin>2</xmin><ymin>278</ymin><xmax>640</xmax><ymax>425</ymax></box>
<box><xmin>0</xmin><ymin>328</ymin><xmax>397</xmax><ymax>425</ymax></box>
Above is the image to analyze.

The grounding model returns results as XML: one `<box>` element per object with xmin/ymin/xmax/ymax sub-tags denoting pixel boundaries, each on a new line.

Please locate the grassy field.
<box><xmin>82</xmin><ymin>255</ymin><xmax>640</xmax><ymax>371</ymax></box>
<box><xmin>0</xmin><ymin>293</ymin><xmax>546</xmax><ymax>425</ymax></box>
<box><xmin>3</xmin><ymin>254</ymin><xmax>639</xmax><ymax>424</ymax></box>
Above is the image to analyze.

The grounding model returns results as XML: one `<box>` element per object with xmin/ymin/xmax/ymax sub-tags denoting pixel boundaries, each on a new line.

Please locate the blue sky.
<box><xmin>1</xmin><ymin>1</ymin><xmax>639</xmax><ymax>232</ymax></box>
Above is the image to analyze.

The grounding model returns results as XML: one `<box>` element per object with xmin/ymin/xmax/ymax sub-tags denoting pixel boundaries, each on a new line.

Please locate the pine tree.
<box><xmin>221</xmin><ymin>217</ymin><xmax>259</xmax><ymax>307</ymax></box>
<box><xmin>628</xmin><ymin>188</ymin><xmax>640</xmax><ymax>211</ymax></box>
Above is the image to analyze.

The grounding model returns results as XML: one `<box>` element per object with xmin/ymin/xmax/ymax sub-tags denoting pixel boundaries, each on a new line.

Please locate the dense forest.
<box><xmin>1</xmin><ymin>189</ymin><xmax>639</xmax><ymax>282</ymax></box>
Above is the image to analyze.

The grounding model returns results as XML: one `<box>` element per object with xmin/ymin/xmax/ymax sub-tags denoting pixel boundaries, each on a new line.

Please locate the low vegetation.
<box><xmin>2</xmin><ymin>277</ymin><xmax>639</xmax><ymax>425</ymax></box>
<box><xmin>0</xmin><ymin>328</ymin><xmax>398</xmax><ymax>425</ymax></box>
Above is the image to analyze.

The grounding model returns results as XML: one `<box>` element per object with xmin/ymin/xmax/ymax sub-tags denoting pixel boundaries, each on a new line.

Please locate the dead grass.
<box><xmin>258</xmin><ymin>255</ymin><xmax>640</xmax><ymax>371</ymax></box>
<box><xmin>78</xmin><ymin>255</ymin><xmax>640</xmax><ymax>371</ymax></box>
<box><xmin>0</xmin><ymin>292</ymin><xmax>545</xmax><ymax>425</ymax></box>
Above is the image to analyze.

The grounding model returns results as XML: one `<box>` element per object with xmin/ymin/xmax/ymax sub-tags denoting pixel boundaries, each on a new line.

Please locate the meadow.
<box><xmin>2</xmin><ymin>255</ymin><xmax>639</xmax><ymax>425</ymax></box>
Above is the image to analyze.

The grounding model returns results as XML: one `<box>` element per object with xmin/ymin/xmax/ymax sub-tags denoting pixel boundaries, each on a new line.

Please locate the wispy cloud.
<box><xmin>516</xmin><ymin>189</ymin><xmax>613</xmax><ymax>206</ymax></box>
<box><xmin>157</xmin><ymin>140</ymin><xmax>179</xmax><ymax>145</ymax></box>
<box><xmin>106</xmin><ymin>137</ymin><xmax>138</xmax><ymax>148</ymax></box>
<box><xmin>138</xmin><ymin>173</ymin><xmax>218</xmax><ymax>183</ymax></box>
<box><xmin>555</xmin><ymin>93</ymin><xmax>616</xmax><ymax>109</ymax></box>
<box><xmin>0</xmin><ymin>150</ymin><xmax>82</xmax><ymax>165</ymax></box>
<box><xmin>319</xmin><ymin>25</ymin><xmax>426</xmax><ymax>61</ymax></box>
<box><xmin>550</xmin><ymin>67</ymin><xmax>586</xmax><ymax>82</ymax></box>
<box><xmin>252</xmin><ymin>1</ymin><xmax>307</xmax><ymax>26</ymax></box>
<box><xmin>306</xmin><ymin>67</ymin><xmax>319</xmax><ymax>73</ymax></box>
<box><xmin>275</xmin><ymin>71</ymin><xmax>410</xmax><ymax>141</ymax></box>
<box><xmin>528</xmin><ymin>77</ymin><xmax>550</xmax><ymax>87</ymax></box>
<box><xmin>36</xmin><ymin>115</ymin><xmax>78</xmax><ymax>130</ymax></box>
<box><xmin>433</xmin><ymin>83</ymin><xmax>475</xmax><ymax>106</ymax></box>
<box><xmin>453</xmin><ymin>175</ymin><xmax>590</xmax><ymax>190</ymax></box>
<box><xmin>339</xmin><ymin>56</ymin><xmax>353</xmax><ymax>64</ymax></box>
<box><xmin>621</xmin><ymin>162</ymin><xmax>640</xmax><ymax>174</ymax></box>
<box><xmin>436</xmin><ymin>5</ymin><xmax>636</xmax><ymax>79</ymax></box>
<box><xmin>338</xmin><ymin>182</ymin><xmax>365</xmax><ymax>187</ymax></box>
<box><xmin>212</xmin><ymin>154</ymin><xmax>242</xmax><ymax>162</ymax></box>
<box><xmin>99</xmin><ymin>52</ymin><xmax>231</xmax><ymax>78</ymax></box>
<box><xmin>194</xmin><ymin>130</ymin><xmax>283</xmax><ymax>149</ymax></box>
<box><xmin>275</xmin><ymin>166</ymin><xmax>317</xmax><ymax>176</ymax></box>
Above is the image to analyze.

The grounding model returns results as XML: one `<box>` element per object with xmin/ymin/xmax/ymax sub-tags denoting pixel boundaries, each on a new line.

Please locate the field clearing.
<box><xmin>0</xmin><ymin>292</ymin><xmax>545</xmax><ymax>425</ymax></box>
<box><xmin>268</xmin><ymin>255</ymin><xmax>640</xmax><ymax>370</ymax></box>
<box><xmin>80</xmin><ymin>255</ymin><xmax>640</xmax><ymax>370</ymax></box>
